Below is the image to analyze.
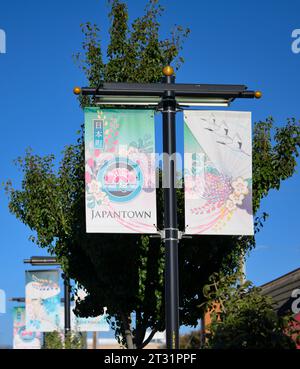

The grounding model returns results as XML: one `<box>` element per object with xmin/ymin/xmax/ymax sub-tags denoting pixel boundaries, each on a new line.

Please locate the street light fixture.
<box><xmin>23</xmin><ymin>256</ymin><xmax>60</xmax><ymax>266</ymax></box>
<box><xmin>74</xmin><ymin>67</ymin><xmax>261</xmax><ymax>349</ymax></box>
<box><xmin>74</xmin><ymin>82</ymin><xmax>261</xmax><ymax>108</ymax></box>
<box><xmin>9</xmin><ymin>297</ymin><xmax>66</xmax><ymax>303</ymax></box>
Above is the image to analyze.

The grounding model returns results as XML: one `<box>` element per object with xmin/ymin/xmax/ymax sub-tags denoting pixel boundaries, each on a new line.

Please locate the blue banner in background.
<box><xmin>25</xmin><ymin>270</ymin><xmax>61</xmax><ymax>332</ymax></box>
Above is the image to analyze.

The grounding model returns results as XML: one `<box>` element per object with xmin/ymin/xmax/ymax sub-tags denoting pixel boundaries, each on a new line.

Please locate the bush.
<box><xmin>205</xmin><ymin>279</ymin><xmax>296</xmax><ymax>349</ymax></box>
<box><xmin>43</xmin><ymin>331</ymin><xmax>86</xmax><ymax>349</ymax></box>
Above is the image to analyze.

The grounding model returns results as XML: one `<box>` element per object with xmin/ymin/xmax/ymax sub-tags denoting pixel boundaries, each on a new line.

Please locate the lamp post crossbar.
<box><xmin>80</xmin><ymin>82</ymin><xmax>256</xmax><ymax>98</ymax></box>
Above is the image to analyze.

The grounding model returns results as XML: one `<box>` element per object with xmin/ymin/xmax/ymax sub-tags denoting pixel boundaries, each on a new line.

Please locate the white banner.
<box><xmin>85</xmin><ymin>108</ymin><xmax>157</xmax><ymax>234</ymax></box>
<box><xmin>13</xmin><ymin>307</ymin><xmax>42</xmax><ymax>349</ymax></box>
<box><xmin>184</xmin><ymin>110</ymin><xmax>253</xmax><ymax>235</ymax></box>
<box><xmin>25</xmin><ymin>270</ymin><xmax>61</xmax><ymax>332</ymax></box>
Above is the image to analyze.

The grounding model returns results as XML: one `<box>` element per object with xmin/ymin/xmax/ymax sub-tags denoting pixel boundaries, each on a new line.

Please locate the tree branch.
<box><xmin>139</xmin><ymin>328</ymin><xmax>158</xmax><ymax>349</ymax></box>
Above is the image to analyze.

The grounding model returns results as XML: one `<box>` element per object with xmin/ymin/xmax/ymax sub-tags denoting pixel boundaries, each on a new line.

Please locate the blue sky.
<box><xmin>1</xmin><ymin>0</ymin><xmax>300</xmax><ymax>346</ymax></box>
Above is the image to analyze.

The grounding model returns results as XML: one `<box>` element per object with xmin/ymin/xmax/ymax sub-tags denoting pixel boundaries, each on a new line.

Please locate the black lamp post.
<box><xmin>161</xmin><ymin>70</ymin><xmax>179</xmax><ymax>348</ymax></box>
<box><xmin>73</xmin><ymin>67</ymin><xmax>261</xmax><ymax>349</ymax></box>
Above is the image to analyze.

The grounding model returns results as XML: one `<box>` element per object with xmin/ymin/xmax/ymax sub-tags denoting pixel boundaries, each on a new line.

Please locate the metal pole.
<box><xmin>63</xmin><ymin>274</ymin><xmax>71</xmax><ymax>336</ymax></box>
<box><xmin>93</xmin><ymin>332</ymin><xmax>97</xmax><ymax>349</ymax></box>
<box><xmin>162</xmin><ymin>71</ymin><xmax>179</xmax><ymax>349</ymax></box>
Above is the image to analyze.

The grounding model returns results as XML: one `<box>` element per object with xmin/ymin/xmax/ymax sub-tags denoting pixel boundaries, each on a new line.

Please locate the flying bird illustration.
<box><xmin>201</xmin><ymin>113</ymin><xmax>221</xmax><ymax>132</ymax></box>
<box><xmin>229</xmin><ymin>133</ymin><xmax>243</xmax><ymax>150</ymax></box>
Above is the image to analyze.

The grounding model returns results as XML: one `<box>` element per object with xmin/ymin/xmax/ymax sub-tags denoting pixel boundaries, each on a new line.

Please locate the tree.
<box><xmin>203</xmin><ymin>274</ymin><xmax>297</xmax><ymax>349</ymax></box>
<box><xmin>73</xmin><ymin>0</ymin><xmax>190</xmax><ymax>108</ymax></box>
<box><xmin>5</xmin><ymin>0</ymin><xmax>300</xmax><ymax>348</ymax></box>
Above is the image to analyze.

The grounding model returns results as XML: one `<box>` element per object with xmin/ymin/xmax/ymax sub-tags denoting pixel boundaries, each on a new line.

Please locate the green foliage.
<box><xmin>43</xmin><ymin>332</ymin><xmax>63</xmax><ymax>349</ymax></box>
<box><xmin>203</xmin><ymin>274</ymin><xmax>297</xmax><ymax>349</ymax></box>
<box><xmin>179</xmin><ymin>330</ymin><xmax>202</xmax><ymax>349</ymax></box>
<box><xmin>253</xmin><ymin>117</ymin><xmax>300</xmax><ymax>214</ymax></box>
<box><xmin>5</xmin><ymin>0</ymin><xmax>300</xmax><ymax>349</ymax></box>
<box><xmin>73</xmin><ymin>0</ymin><xmax>190</xmax><ymax>108</ymax></box>
<box><xmin>43</xmin><ymin>331</ymin><xmax>86</xmax><ymax>349</ymax></box>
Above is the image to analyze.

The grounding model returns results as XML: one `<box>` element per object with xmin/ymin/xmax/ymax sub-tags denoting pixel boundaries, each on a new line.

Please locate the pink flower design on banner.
<box><xmin>94</xmin><ymin>149</ymin><xmax>101</xmax><ymax>157</ymax></box>
<box><xmin>87</xmin><ymin>158</ymin><xmax>94</xmax><ymax>168</ymax></box>
<box><xmin>85</xmin><ymin>172</ymin><xmax>92</xmax><ymax>184</ymax></box>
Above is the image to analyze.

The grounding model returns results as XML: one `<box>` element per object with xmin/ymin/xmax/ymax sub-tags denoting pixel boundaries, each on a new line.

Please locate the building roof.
<box><xmin>260</xmin><ymin>268</ymin><xmax>300</xmax><ymax>315</ymax></box>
